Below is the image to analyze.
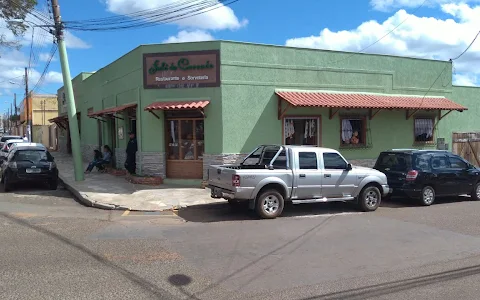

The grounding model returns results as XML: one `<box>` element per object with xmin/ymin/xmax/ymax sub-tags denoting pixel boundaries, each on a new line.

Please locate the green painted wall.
<box><xmin>56</xmin><ymin>40</ymin><xmax>480</xmax><ymax>164</ymax></box>
<box><xmin>219</xmin><ymin>41</ymin><xmax>479</xmax><ymax>160</ymax></box>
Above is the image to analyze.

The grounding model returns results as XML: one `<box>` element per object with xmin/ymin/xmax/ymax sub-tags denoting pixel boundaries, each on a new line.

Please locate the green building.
<box><xmin>50</xmin><ymin>41</ymin><xmax>480</xmax><ymax>181</ymax></box>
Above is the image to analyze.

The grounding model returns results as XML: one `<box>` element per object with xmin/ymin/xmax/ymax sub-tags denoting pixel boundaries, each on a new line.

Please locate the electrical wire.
<box><xmin>31</xmin><ymin>43</ymin><xmax>57</xmax><ymax>94</ymax></box>
<box><xmin>319</xmin><ymin>0</ymin><xmax>429</xmax><ymax>67</ymax></box>
<box><xmin>451</xmin><ymin>29</ymin><xmax>480</xmax><ymax>61</ymax></box>
<box><xmin>63</xmin><ymin>0</ymin><xmax>240</xmax><ymax>32</ymax></box>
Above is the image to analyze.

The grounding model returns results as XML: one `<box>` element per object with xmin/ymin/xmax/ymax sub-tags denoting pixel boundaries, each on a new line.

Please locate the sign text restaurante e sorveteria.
<box><xmin>143</xmin><ymin>50</ymin><xmax>220</xmax><ymax>89</ymax></box>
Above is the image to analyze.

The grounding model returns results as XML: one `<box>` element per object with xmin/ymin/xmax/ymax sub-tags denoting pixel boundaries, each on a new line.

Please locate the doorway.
<box><xmin>165</xmin><ymin>117</ymin><xmax>204</xmax><ymax>179</ymax></box>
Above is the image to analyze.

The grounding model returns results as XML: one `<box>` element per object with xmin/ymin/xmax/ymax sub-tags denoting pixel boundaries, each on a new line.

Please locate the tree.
<box><xmin>1</xmin><ymin>0</ymin><xmax>38</xmax><ymax>49</ymax></box>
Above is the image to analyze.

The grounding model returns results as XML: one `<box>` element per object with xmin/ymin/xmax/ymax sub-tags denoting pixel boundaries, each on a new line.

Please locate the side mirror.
<box><xmin>346</xmin><ymin>163</ymin><xmax>352</xmax><ymax>171</ymax></box>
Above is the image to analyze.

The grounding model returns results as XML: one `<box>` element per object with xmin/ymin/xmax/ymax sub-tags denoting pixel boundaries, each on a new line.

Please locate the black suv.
<box><xmin>0</xmin><ymin>144</ymin><xmax>58</xmax><ymax>192</ymax></box>
<box><xmin>374</xmin><ymin>149</ymin><xmax>480</xmax><ymax>205</ymax></box>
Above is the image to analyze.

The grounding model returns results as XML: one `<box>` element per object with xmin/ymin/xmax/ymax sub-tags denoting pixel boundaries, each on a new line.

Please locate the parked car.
<box><xmin>374</xmin><ymin>149</ymin><xmax>480</xmax><ymax>206</ymax></box>
<box><xmin>0</xmin><ymin>135</ymin><xmax>22</xmax><ymax>149</ymax></box>
<box><xmin>0</xmin><ymin>139</ymin><xmax>25</xmax><ymax>161</ymax></box>
<box><xmin>208</xmin><ymin>145</ymin><xmax>390</xmax><ymax>219</ymax></box>
<box><xmin>0</xmin><ymin>143</ymin><xmax>58</xmax><ymax>192</ymax></box>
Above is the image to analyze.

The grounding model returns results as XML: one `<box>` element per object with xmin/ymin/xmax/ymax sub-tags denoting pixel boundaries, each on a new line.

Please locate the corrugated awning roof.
<box><xmin>144</xmin><ymin>100</ymin><xmax>210</xmax><ymax>111</ymax></box>
<box><xmin>48</xmin><ymin>115</ymin><xmax>68</xmax><ymax>123</ymax></box>
<box><xmin>276</xmin><ymin>91</ymin><xmax>467</xmax><ymax>111</ymax></box>
<box><xmin>89</xmin><ymin>103</ymin><xmax>137</xmax><ymax>117</ymax></box>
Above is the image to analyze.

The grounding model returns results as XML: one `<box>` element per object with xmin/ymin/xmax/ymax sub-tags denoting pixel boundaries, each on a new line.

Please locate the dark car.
<box><xmin>374</xmin><ymin>149</ymin><xmax>480</xmax><ymax>206</ymax></box>
<box><xmin>0</xmin><ymin>143</ymin><xmax>58</xmax><ymax>192</ymax></box>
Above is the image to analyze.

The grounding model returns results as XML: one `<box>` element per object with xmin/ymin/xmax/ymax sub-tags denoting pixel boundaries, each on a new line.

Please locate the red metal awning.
<box><xmin>276</xmin><ymin>90</ymin><xmax>467</xmax><ymax>120</ymax></box>
<box><xmin>144</xmin><ymin>100</ymin><xmax>210</xmax><ymax>111</ymax></box>
<box><xmin>276</xmin><ymin>91</ymin><xmax>467</xmax><ymax>111</ymax></box>
<box><xmin>89</xmin><ymin>103</ymin><xmax>137</xmax><ymax>117</ymax></box>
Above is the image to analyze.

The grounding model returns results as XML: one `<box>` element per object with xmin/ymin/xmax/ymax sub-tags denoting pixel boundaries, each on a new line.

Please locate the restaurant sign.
<box><xmin>143</xmin><ymin>50</ymin><xmax>220</xmax><ymax>89</ymax></box>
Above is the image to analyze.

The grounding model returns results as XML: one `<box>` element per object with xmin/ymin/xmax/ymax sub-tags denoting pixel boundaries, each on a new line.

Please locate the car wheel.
<box><xmin>358</xmin><ymin>185</ymin><xmax>381</xmax><ymax>212</ymax></box>
<box><xmin>470</xmin><ymin>182</ymin><xmax>480</xmax><ymax>201</ymax></box>
<box><xmin>48</xmin><ymin>179</ymin><xmax>58</xmax><ymax>190</ymax></box>
<box><xmin>255</xmin><ymin>189</ymin><xmax>284</xmax><ymax>219</ymax></box>
<box><xmin>420</xmin><ymin>186</ymin><xmax>435</xmax><ymax>206</ymax></box>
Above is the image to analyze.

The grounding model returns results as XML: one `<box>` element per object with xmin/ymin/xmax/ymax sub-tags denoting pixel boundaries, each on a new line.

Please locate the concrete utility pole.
<box><xmin>24</xmin><ymin>67</ymin><xmax>32</xmax><ymax>142</ymax></box>
<box><xmin>51</xmin><ymin>0</ymin><xmax>84</xmax><ymax>181</ymax></box>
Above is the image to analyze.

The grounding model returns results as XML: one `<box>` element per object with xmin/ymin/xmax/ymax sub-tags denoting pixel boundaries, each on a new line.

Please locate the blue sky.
<box><xmin>1</xmin><ymin>0</ymin><xmax>479</xmax><ymax>114</ymax></box>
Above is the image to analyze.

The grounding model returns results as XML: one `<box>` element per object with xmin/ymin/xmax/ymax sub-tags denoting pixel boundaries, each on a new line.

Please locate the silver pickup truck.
<box><xmin>208</xmin><ymin>145</ymin><xmax>390</xmax><ymax>219</ymax></box>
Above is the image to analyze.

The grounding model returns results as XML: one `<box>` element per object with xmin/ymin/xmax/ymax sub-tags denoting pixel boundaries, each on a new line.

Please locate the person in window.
<box><xmin>350</xmin><ymin>131</ymin><xmax>360</xmax><ymax>144</ymax></box>
<box><xmin>125</xmin><ymin>131</ymin><xmax>138</xmax><ymax>174</ymax></box>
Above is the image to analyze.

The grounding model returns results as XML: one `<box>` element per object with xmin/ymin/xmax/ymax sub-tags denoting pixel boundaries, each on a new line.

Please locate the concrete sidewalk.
<box><xmin>53</xmin><ymin>152</ymin><xmax>222</xmax><ymax>211</ymax></box>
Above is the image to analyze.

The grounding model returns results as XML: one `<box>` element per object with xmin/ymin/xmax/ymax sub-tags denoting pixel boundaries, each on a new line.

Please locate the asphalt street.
<box><xmin>2</xmin><ymin>183</ymin><xmax>480</xmax><ymax>299</ymax></box>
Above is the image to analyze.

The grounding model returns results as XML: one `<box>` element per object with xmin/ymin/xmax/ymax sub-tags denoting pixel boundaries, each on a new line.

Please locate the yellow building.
<box><xmin>18</xmin><ymin>93</ymin><xmax>59</xmax><ymax>149</ymax></box>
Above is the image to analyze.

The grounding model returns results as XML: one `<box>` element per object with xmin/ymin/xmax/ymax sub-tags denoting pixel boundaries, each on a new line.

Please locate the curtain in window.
<box><xmin>341</xmin><ymin>119</ymin><xmax>353</xmax><ymax>142</ymax></box>
<box><xmin>414</xmin><ymin>119</ymin><xmax>434</xmax><ymax>138</ymax></box>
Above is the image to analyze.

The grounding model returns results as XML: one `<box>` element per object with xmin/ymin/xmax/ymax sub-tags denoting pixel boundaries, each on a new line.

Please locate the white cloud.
<box><xmin>162</xmin><ymin>30</ymin><xmax>214</xmax><ymax>43</ymax></box>
<box><xmin>285</xmin><ymin>3</ymin><xmax>480</xmax><ymax>86</ymax></box>
<box><xmin>370</xmin><ymin>0</ymin><xmax>480</xmax><ymax>11</ymax></box>
<box><xmin>0</xmin><ymin>17</ymin><xmax>91</xmax><ymax>49</ymax></box>
<box><xmin>0</xmin><ymin>50</ymin><xmax>63</xmax><ymax>94</ymax></box>
<box><xmin>39</xmin><ymin>52</ymin><xmax>58</xmax><ymax>62</ymax></box>
<box><xmin>453</xmin><ymin>73</ymin><xmax>478</xmax><ymax>86</ymax></box>
<box><xmin>104</xmin><ymin>0</ymin><xmax>247</xmax><ymax>31</ymax></box>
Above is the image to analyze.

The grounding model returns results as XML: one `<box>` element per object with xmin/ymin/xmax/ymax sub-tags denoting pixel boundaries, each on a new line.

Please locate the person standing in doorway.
<box><xmin>125</xmin><ymin>131</ymin><xmax>137</xmax><ymax>174</ymax></box>
<box><xmin>22</xmin><ymin>134</ymin><xmax>28</xmax><ymax>142</ymax></box>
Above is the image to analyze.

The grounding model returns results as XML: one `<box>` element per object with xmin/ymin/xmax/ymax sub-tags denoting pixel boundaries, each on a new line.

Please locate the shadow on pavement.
<box><xmin>178</xmin><ymin>201</ymin><xmax>361</xmax><ymax>223</ymax></box>
<box><xmin>382</xmin><ymin>195</ymin><xmax>472</xmax><ymax>208</ymax></box>
<box><xmin>2</xmin><ymin>181</ymin><xmax>72</xmax><ymax>199</ymax></box>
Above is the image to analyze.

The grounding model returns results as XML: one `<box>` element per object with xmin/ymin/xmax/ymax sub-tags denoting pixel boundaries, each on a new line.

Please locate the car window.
<box><xmin>13</xmin><ymin>150</ymin><xmax>51</xmax><ymax>163</ymax></box>
<box><xmin>375</xmin><ymin>152</ymin><xmax>411</xmax><ymax>172</ymax></box>
<box><xmin>323</xmin><ymin>153</ymin><xmax>347</xmax><ymax>169</ymax></box>
<box><xmin>271</xmin><ymin>150</ymin><xmax>287</xmax><ymax>169</ymax></box>
<box><xmin>431</xmin><ymin>155</ymin><xmax>449</xmax><ymax>170</ymax></box>
<box><xmin>449</xmin><ymin>156</ymin><xmax>468</xmax><ymax>169</ymax></box>
<box><xmin>299</xmin><ymin>152</ymin><xmax>318</xmax><ymax>170</ymax></box>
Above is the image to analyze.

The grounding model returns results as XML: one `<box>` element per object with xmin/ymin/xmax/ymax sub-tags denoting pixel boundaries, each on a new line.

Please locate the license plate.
<box><xmin>26</xmin><ymin>168</ymin><xmax>41</xmax><ymax>174</ymax></box>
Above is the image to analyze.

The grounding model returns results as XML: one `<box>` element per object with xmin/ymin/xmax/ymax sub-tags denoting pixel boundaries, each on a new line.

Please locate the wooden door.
<box><xmin>452</xmin><ymin>132</ymin><xmax>480</xmax><ymax>167</ymax></box>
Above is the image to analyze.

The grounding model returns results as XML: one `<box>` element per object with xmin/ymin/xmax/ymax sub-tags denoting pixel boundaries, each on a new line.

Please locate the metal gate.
<box><xmin>452</xmin><ymin>132</ymin><xmax>480</xmax><ymax>167</ymax></box>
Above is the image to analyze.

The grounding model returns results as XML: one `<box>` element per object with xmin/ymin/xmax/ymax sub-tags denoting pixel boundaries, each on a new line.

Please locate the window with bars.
<box><xmin>414</xmin><ymin>118</ymin><xmax>435</xmax><ymax>142</ymax></box>
<box><xmin>340</xmin><ymin>117</ymin><xmax>367</xmax><ymax>147</ymax></box>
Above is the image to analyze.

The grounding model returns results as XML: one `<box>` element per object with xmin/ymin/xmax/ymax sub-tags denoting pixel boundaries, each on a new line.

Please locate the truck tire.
<box><xmin>470</xmin><ymin>182</ymin><xmax>480</xmax><ymax>201</ymax></box>
<box><xmin>358</xmin><ymin>185</ymin><xmax>381</xmax><ymax>212</ymax></box>
<box><xmin>255</xmin><ymin>189</ymin><xmax>284</xmax><ymax>219</ymax></box>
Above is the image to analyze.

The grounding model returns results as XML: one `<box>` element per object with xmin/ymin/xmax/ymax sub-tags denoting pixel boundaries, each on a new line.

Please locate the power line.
<box><xmin>63</xmin><ymin>0</ymin><xmax>241</xmax><ymax>32</ymax></box>
<box><xmin>31</xmin><ymin>44</ymin><xmax>57</xmax><ymax>94</ymax></box>
<box><xmin>451</xmin><ymin>29</ymin><xmax>480</xmax><ymax>61</ymax></box>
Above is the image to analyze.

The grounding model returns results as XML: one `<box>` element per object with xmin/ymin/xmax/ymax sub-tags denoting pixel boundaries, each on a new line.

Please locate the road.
<box><xmin>2</xmin><ymin>184</ymin><xmax>480</xmax><ymax>299</ymax></box>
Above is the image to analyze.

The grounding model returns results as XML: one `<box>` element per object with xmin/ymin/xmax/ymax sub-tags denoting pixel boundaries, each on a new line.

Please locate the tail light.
<box><xmin>406</xmin><ymin>170</ymin><xmax>418</xmax><ymax>181</ymax></box>
<box><xmin>232</xmin><ymin>174</ymin><xmax>240</xmax><ymax>187</ymax></box>
<box><xmin>49</xmin><ymin>161</ymin><xmax>57</xmax><ymax>170</ymax></box>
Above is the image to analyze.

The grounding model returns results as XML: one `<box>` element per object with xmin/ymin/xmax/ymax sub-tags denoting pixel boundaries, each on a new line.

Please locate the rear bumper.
<box><xmin>390</xmin><ymin>185</ymin><xmax>422</xmax><ymax>199</ymax></box>
<box><xmin>208</xmin><ymin>185</ymin><xmax>254</xmax><ymax>200</ymax></box>
<box><xmin>9</xmin><ymin>172</ymin><xmax>58</xmax><ymax>183</ymax></box>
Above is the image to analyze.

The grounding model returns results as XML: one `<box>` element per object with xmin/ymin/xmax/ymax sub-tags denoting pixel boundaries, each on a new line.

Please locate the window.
<box><xmin>431</xmin><ymin>155</ymin><xmax>449</xmax><ymax>170</ymax></box>
<box><xmin>299</xmin><ymin>152</ymin><xmax>318</xmax><ymax>169</ymax></box>
<box><xmin>284</xmin><ymin>118</ymin><xmax>319</xmax><ymax>146</ymax></box>
<box><xmin>414</xmin><ymin>118</ymin><xmax>434</xmax><ymax>142</ymax></box>
<box><xmin>166</xmin><ymin>119</ymin><xmax>204</xmax><ymax>161</ymax></box>
<box><xmin>341</xmin><ymin>117</ymin><xmax>366</xmax><ymax>146</ymax></box>
<box><xmin>449</xmin><ymin>156</ymin><xmax>468</xmax><ymax>169</ymax></box>
<box><xmin>14</xmin><ymin>150</ymin><xmax>52</xmax><ymax>163</ymax></box>
<box><xmin>376</xmin><ymin>152</ymin><xmax>412</xmax><ymax>172</ymax></box>
<box><xmin>323</xmin><ymin>153</ymin><xmax>348</xmax><ymax>169</ymax></box>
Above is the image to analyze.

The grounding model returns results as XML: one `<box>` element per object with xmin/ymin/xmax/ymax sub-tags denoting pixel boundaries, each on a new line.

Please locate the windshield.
<box><xmin>13</xmin><ymin>150</ymin><xmax>52</xmax><ymax>163</ymax></box>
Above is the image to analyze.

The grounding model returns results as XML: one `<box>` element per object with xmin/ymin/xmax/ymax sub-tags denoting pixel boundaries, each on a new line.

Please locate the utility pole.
<box><xmin>51</xmin><ymin>0</ymin><xmax>84</xmax><ymax>181</ymax></box>
<box><xmin>13</xmin><ymin>93</ymin><xmax>17</xmax><ymax>135</ymax></box>
<box><xmin>24</xmin><ymin>67</ymin><xmax>32</xmax><ymax>142</ymax></box>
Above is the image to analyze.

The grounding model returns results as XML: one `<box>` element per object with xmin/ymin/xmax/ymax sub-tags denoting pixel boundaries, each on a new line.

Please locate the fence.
<box><xmin>452</xmin><ymin>132</ymin><xmax>480</xmax><ymax>167</ymax></box>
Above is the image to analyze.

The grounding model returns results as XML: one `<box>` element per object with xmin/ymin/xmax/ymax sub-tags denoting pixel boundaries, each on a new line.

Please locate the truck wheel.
<box><xmin>358</xmin><ymin>185</ymin><xmax>381</xmax><ymax>212</ymax></box>
<box><xmin>255</xmin><ymin>189</ymin><xmax>284</xmax><ymax>219</ymax></box>
<box><xmin>470</xmin><ymin>182</ymin><xmax>480</xmax><ymax>201</ymax></box>
<box><xmin>420</xmin><ymin>186</ymin><xmax>435</xmax><ymax>206</ymax></box>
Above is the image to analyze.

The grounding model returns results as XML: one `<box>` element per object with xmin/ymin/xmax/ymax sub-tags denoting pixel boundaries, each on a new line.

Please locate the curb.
<box><xmin>59</xmin><ymin>175</ymin><xmax>125</xmax><ymax>210</ymax></box>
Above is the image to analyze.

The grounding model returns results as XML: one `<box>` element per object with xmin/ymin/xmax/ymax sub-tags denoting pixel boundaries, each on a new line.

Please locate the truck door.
<box><xmin>293</xmin><ymin>151</ymin><xmax>323</xmax><ymax>199</ymax></box>
<box><xmin>321</xmin><ymin>152</ymin><xmax>356</xmax><ymax>198</ymax></box>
